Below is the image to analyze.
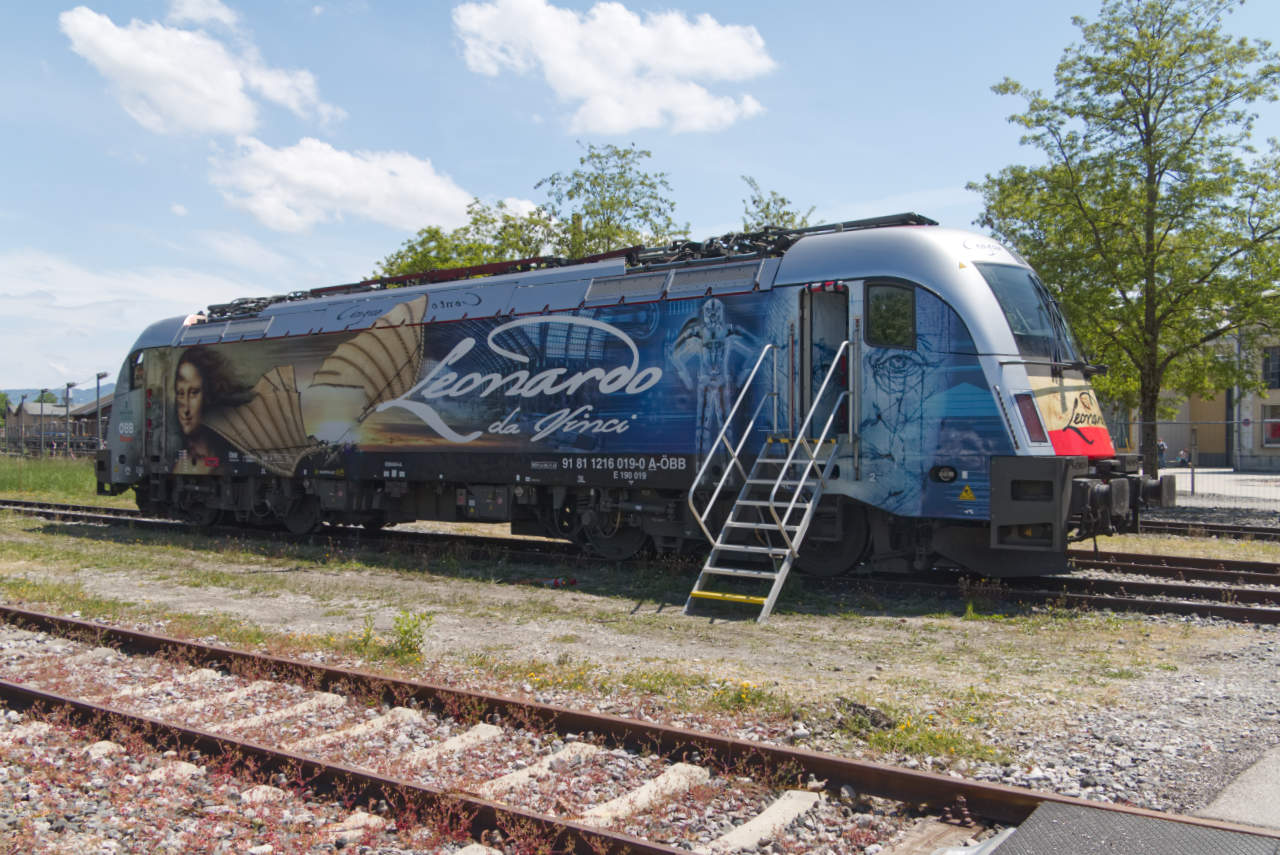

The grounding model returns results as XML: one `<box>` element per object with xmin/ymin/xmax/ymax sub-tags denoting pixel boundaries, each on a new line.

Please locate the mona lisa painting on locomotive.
<box><xmin>160</xmin><ymin>291</ymin><xmax>793</xmax><ymax>483</ymax></box>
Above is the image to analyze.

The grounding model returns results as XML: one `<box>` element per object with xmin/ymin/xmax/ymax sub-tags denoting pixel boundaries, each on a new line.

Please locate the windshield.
<box><xmin>975</xmin><ymin>263</ymin><xmax>1081</xmax><ymax>362</ymax></box>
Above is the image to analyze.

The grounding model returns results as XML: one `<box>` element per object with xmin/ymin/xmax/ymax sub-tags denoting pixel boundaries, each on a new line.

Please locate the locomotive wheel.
<box><xmin>585</xmin><ymin>518</ymin><xmax>648</xmax><ymax>561</ymax></box>
<box><xmin>282</xmin><ymin>496</ymin><xmax>322</xmax><ymax>535</ymax></box>
<box><xmin>183</xmin><ymin>501</ymin><xmax>220</xmax><ymax>529</ymax></box>
<box><xmin>796</xmin><ymin>501</ymin><xmax>869</xmax><ymax>577</ymax></box>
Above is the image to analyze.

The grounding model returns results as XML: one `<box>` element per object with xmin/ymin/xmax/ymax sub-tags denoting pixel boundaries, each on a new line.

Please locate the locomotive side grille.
<box><xmin>584</xmin><ymin>271</ymin><xmax>668</xmax><ymax>304</ymax></box>
<box><xmin>667</xmin><ymin>261</ymin><xmax>761</xmax><ymax>295</ymax></box>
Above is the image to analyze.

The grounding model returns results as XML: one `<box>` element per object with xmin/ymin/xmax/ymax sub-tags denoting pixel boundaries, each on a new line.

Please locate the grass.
<box><xmin>0</xmin><ymin>574</ymin><xmax>271</xmax><ymax>648</ymax></box>
<box><xmin>1094</xmin><ymin>530</ymin><xmax>1280</xmax><ymax>563</ymax></box>
<box><xmin>0</xmin><ymin>455</ymin><xmax>135</xmax><ymax>509</ymax></box>
<box><xmin>341</xmin><ymin>610</ymin><xmax>434</xmax><ymax>665</ymax></box>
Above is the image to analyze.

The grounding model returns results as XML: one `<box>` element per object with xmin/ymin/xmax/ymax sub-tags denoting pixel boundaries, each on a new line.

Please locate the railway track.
<box><xmin>5</xmin><ymin>498</ymin><xmax>1280</xmax><ymax>624</ymax></box>
<box><xmin>0</xmin><ymin>497</ymin><xmax>581</xmax><ymax>562</ymax></box>
<box><xmin>13</xmin><ymin>499</ymin><xmax>1280</xmax><ymax>544</ymax></box>
<box><xmin>3</xmin><ymin>606</ymin><xmax>1275</xmax><ymax>853</ymax></box>
<box><xmin>1139</xmin><ymin>517</ymin><xmax>1280</xmax><ymax>541</ymax></box>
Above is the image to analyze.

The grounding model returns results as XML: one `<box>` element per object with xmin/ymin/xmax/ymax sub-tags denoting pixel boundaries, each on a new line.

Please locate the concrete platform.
<box><xmin>1197</xmin><ymin>746</ymin><xmax>1280</xmax><ymax>831</ymax></box>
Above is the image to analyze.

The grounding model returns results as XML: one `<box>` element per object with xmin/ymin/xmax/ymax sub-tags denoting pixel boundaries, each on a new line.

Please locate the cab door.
<box><xmin>799</xmin><ymin>284</ymin><xmax>850</xmax><ymax>441</ymax></box>
<box><xmin>106</xmin><ymin>350</ymin><xmax>148</xmax><ymax>486</ymax></box>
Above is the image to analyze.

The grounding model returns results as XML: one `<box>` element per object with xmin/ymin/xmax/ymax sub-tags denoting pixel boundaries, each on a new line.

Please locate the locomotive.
<box><xmin>96</xmin><ymin>213</ymin><xmax>1172</xmax><ymax>582</ymax></box>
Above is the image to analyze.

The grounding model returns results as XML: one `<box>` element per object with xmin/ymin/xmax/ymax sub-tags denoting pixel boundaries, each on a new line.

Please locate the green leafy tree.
<box><xmin>379</xmin><ymin>198</ymin><xmax>554</xmax><ymax>277</ymax></box>
<box><xmin>970</xmin><ymin>0</ymin><xmax>1280</xmax><ymax>471</ymax></box>
<box><xmin>740</xmin><ymin>176</ymin><xmax>813</xmax><ymax>231</ymax></box>
<box><xmin>35</xmin><ymin>391</ymin><xmax>57</xmax><ymax>404</ymax></box>
<box><xmin>536</xmin><ymin>143</ymin><xmax>686</xmax><ymax>257</ymax></box>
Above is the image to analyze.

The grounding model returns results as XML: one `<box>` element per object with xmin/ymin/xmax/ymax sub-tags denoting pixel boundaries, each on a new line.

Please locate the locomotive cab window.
<box><xmin>123</xmin><ymin>351</ymin><xmax>145</xmax><ymax>391</ymax></box>
<box><xmin>976</xmin><ymin>263</ymin><xmax>1081</xmax><ymax>362</ymax></box>
<box><xmin>865</xmin><ymin>283</ymin><xmax>915</xmax><ymax>349</ymax></box>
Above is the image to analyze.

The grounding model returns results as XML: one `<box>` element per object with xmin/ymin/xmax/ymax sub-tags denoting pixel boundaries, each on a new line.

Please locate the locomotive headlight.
<box><xmin>931</xmin><ymin>466</ymin><xmax>958</xmax><ymax>483</ymax></box>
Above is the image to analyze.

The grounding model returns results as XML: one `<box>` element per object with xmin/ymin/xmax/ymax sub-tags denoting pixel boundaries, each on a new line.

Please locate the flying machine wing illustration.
<box><xmin>309</xmin><ymin>295</ymin><xmax>428</xmax><ymax>420</ymax></box>
<box><xmin>205</xmin><ymin>365</ymin><xmax>316</xmax><ymax>478</ymax></box>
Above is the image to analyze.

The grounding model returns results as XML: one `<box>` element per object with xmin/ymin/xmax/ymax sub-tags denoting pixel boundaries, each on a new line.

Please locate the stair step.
<box><xmin>688</xmin><ymin>590</ymin><xmax>767</xmax><ymax>605</ymax></box>
<box><xmin>702</xmin><ymin>566</ymin><xmax>779</xmax><ymax>579</ymax></box>
<box><xmin>723</xmin><ymin>521</ymin><xmax>799</xmax><ymax>531</ymax></box>
<box><xmin>744</xmin><ymin>479</ymin><xmax>811</xmax><ymax>487</ymax></box>
<box><xmin>713</xmin><ymin>543</ymin><xmax>791</xmax><ymax>557</ymax></box>
<box><xmin>734</xmin><ymin>499</ymin><xmax>812</xmax><ymax>509</ymax></box>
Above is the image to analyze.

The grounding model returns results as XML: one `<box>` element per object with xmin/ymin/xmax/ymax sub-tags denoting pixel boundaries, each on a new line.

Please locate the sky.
<box><xmin>4</xmin><ymin>0</ymin><xmax>1280</xmax><ymax>390</ymax></box>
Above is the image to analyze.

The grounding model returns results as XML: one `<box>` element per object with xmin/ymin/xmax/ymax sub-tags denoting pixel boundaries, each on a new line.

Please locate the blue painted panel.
<box><xmin>856</xmin><ymin>290</ymin><xmax>1012</xmax><ymax>520</ymax></box>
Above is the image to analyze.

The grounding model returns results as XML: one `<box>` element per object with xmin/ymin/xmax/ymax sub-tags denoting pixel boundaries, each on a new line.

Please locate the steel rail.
<box><xmin>0</xmin><ymin>497</ymin><xmax>585</xmax><ymax>562</ymax></box>
<box><xmin>1004</xmin><ymin>575</ymin><xmax>1279</xmax><ymax>607</ymax></box>
<box><xmin>0</xmin><ymin>677</ymin><xmax>683</xmax><ymax>855</ymax></box>
<box><xmin>1140</xmin><ymin>519</ymin><xmax>1280</xmax><ymax>541</ymax></box>
<box><xmin>1070</xmin><ymin>557</ymin><xmax>1280</xmax><ymax>587</ymax></box>
<box><xmin>0</xmin><ymin>499</ymin><xmax>144</xmax><ymax>522</ymax></box>
<box><xmin>910</xmin><ymin>578</ymin><xmax>1280</xmax><ymax>624</ymax></box>
<box><xmin>9</xmin><ymin>497</ymin><xmax>1280</xmax><ymax>573</ymax></box>
<box><xmin>1069</xmin><ymin>548</ymin><xmax>1280</xmax><ymax>574</ymax></box>
<box><xmin>8</xmin><ymin>498</ymin><xmax>1280</xmax><ymax>620</ymax></box>
<box><xmin>3</xmin><ymin>605</ymin><xmax>1279</xmax><ymax>838</ymax></box>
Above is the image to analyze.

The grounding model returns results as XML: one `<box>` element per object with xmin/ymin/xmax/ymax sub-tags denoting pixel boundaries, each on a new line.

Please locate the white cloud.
<box><xmin>211</xmin><ymin>136</ymin><xmax>474</xmax><ymax>232</ymax></box>
<box><xmin>197</xmin><ymin>230</ymin><xmax>291</xmax><ymax>273</ymax></box>
<box><xmin>171</xmin><ymin>203</ymin><xmax>189</xmax><ymax>216</ymax></box>
<box><xmin>61</xmin><ymin>6</ymin><xmax>257</xmax><ymax>134</ymax></box>
<box><xmin>59</xmin><ymin>5</ymin><xmax>344</xmax><ymax>135</ymax></box>
<box><xmin>452</xmin><ymin>0</ymin><xmax>774</xmax><ymax>133</ymax></box>
<box><xmin>500</xmin><ymin>197</ymin><xmax>539</xmax><ymax>217</ymax></box>
<box><xmin>167</xmin><ymin>0</ymin><xmax>239</xmax><ymax>28</ymax></box>
<box><xmin>0</xmin><ymin>250</ymin><xmax>251</xmax><ymax>387</ymax></box>
<box><xmin>241</xmin><ymin>56</ymin><xmax>347</xmax><ymax>125</ymax></box>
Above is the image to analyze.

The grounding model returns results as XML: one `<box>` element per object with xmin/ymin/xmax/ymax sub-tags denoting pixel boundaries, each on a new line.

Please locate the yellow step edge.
<box><xmin>688</xmin><ymin>591</ymin><xmax>767</xmax><ymax>605</ymax></box>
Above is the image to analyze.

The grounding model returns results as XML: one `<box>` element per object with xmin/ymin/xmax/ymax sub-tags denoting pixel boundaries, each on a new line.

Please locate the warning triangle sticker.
<box><xmin>958</xmin><ymin>485</ymin><xmax>976</xmax><ymax>500</ymax></box>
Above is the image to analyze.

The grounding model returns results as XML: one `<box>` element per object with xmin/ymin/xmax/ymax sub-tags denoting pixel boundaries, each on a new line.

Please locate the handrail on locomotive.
<box><xmin>767</xmin><ymin>339</ymin><xmax>853</xmax><ymax>556</ymax></box>
<box><xmin>685</xmin><ymin>343</ymin><xmax>781</xmax><ymax>546</ymax></box>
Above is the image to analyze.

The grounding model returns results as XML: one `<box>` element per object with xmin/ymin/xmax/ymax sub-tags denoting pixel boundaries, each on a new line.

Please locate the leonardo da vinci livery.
<box><xmin>98</xmin><ymin>213</ymin><xmax>1173</xmax><ymax>582</ymax></box>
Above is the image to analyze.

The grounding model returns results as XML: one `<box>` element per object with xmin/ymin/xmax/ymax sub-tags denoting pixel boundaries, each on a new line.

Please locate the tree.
<box><xmin>536</xmin><ymin>143</ymin><xmax>686</xmax><ymax>257</ymax></box>
<box><xmin>35</xmin><ymin>391</ymin><xmax>57</xmax><ymax>404</ymax></box>
<box><xmin>740</xmin><ymin>176</ymin><xmax>814</xmax><ymax>231</ymax></box>
<box><xmin>971</xmin><ymin>0</ymin><xmax>1280</xmax><ymax>472</ymax></box>
<box><xmin>379</xmin><ymin>198</ymin><xmax>555</xmax><ymax>277</ymax></box>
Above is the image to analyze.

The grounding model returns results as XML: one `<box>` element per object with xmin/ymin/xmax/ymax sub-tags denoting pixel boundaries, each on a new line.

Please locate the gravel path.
<box><xmin>965</xmin><ymin>626</ymin><xmax>1280</xmax><ymax>813</ymax></box>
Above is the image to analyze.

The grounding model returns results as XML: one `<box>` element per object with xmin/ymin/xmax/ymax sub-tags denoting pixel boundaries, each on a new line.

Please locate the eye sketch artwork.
<box><xmin>859</xmin><ymin>342</ymin><xmax>938</xmax><ymax>511</ymax></box>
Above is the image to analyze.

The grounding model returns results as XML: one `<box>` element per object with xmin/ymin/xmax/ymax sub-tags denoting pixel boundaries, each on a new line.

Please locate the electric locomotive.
<box><xmin>96</xmin><ymin>213</ymin><xmax>1172</xmax><ymax>577</ymax></box>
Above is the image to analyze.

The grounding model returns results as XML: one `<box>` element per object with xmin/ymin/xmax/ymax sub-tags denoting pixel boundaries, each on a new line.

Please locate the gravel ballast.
<box><xmin>1</xmin><ymin>510</ymin><xmax>1279</xmax><ymax>850</ymax></box>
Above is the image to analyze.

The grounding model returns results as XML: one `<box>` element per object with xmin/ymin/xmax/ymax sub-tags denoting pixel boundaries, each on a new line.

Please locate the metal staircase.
<box><xmin>685</xmin><ymin>341</ymin><xmax>851</xmax><ymax>622</ymax></box>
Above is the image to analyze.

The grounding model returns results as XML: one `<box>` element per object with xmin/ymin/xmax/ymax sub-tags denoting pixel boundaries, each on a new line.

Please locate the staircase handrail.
<box><xmin>767</xmin><ymin>339</ymin><xmax>852</xmax><ymax>553</ymax></box>
<box><xmin>686</xmin><ymin>343</ymin><xmax>780</xmax><ymax>545</ymax></box>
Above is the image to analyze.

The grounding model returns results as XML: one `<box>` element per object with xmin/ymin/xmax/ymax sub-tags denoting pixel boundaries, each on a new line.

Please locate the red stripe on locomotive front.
<box><xmin>1048</xmin><ymin>426</ymin><xmax>1115</xmax><ymax>459</ymax></box>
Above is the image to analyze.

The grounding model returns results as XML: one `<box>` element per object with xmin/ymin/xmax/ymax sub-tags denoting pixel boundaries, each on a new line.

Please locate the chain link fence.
<box><xmin>1120</xmin><ymin>418</ymin><xmax>1280</xmax><ymax>513</ymax></box>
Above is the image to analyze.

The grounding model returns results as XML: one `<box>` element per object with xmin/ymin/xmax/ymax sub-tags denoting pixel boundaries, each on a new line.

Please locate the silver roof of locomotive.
<box><xmin>121</xmin><ymin>222</ymin><xmax>1030</xmax><ymax>358</ymax></box>
<box><xmin>777</xmin><ymin>225</ymin><xmax>1030</xmax><ymax>355</ymax></box>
